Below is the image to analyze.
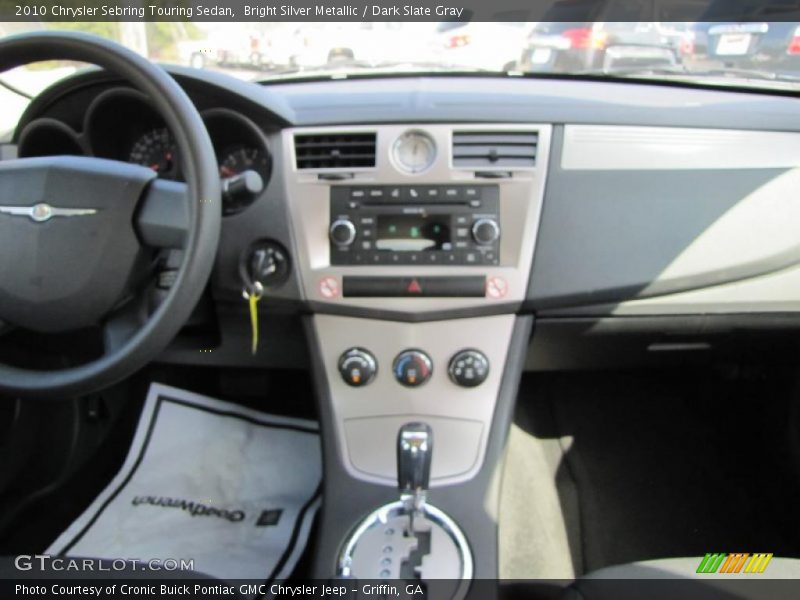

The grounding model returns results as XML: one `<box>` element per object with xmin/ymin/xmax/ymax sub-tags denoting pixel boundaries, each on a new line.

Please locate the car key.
<box><xmin>242</xmin><ymin>281</ymin><xmax>264</xmax><ymax>355</ymax></box>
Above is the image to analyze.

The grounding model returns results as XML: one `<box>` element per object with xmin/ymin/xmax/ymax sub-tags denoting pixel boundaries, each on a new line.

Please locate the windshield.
<box><xmin>2</xmin><ymin>18</ymin><xmax>800</xmax><ymax>119</ymax></box>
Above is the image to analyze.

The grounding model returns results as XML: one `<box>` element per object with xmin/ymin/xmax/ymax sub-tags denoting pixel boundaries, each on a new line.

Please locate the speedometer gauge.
<box><xmin>219</xmin><ymin>145</ymin><xmax>270</xmax><ymax>181</ymax></box>
<box><xmin>129</xmin><ymin>128</ymin><xmax>179</xmax><ymax>180</ymax></box>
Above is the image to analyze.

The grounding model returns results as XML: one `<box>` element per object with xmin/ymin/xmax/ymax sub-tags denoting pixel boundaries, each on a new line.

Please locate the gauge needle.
<box><xmin>149</xmin><ymin>164</ymin><xmax>160</xmax><ymax>171</ymax></box>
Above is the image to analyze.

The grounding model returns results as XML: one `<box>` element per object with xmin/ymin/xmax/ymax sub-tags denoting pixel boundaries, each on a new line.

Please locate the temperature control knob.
<box><xmin>329</xmin><ymin>219</ymin><xmax>357</xmax><ymax>247</ymax></box>
<box><xmin>393</xmin><ymin>350</ymin><xmax>433</xmax><ymax>388</ymax></box>
<box><xmin>448</xmin><ymin>349</ymin><xmax>489</xmax><ymax>387</ymax></box>
<box><xmin>471</xmin><ymin>218</ymin><xmax>500</xmax><ymax>246</ymax></box>
<box><xmin>338</xmin><ymin>348</ymin><xmax>377</xmax><ymax>387</ymax></box>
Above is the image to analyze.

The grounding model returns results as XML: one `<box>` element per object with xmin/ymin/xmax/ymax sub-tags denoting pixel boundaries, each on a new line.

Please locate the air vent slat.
<box><xmin>295</xmin><ymin>141</ymin><xmax>376</xmax><ymax>149</ymax></box>
<box><xmin>295</xmin><ymin>132</ymin><xmax>376</xmax><ymax>170</ymax></box>
<box><xmin>452</xmin><ymin>130</ymin><xmax>538</xmax><ymax>169</ymax></box>
<box><xmin>454</xmin><ymin>146</ymin><xmax>537</xmax><ymax>158</ymax></box>
<box><xmin>453</xmin><ymin>133</ymin><xmax>539</xmax><ymax>145</ymax></box>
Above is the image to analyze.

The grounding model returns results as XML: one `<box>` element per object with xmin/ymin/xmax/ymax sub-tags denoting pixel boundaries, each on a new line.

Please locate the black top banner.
<box><xmin>1</xmin><ymin>0</ymin><xmax>800</xmax><ymax>22</ymax></box>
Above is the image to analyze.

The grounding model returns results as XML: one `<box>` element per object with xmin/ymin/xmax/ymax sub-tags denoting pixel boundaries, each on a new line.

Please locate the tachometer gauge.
<box><xmin>128</xmin><ymin>128</ymin><xmax>179</xmax><ymax>180</ymax></box>
<box><xmin>219</xmin><ymin>145</ymin><xmax>271</xmax><ymax>181</ymax></box>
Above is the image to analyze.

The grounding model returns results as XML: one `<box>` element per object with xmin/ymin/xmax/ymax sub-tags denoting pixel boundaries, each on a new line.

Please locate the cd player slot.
<box><xmin>362</xmin><ymin>200</ymin><xmax>470</xmax><ymax>207</ymax></box>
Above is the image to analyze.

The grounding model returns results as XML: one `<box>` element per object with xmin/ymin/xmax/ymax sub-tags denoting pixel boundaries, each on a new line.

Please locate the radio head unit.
<box><xmin>329</xmin><ymin>185</ymin><xmax>500</xmax><ymax>266</ymax></box>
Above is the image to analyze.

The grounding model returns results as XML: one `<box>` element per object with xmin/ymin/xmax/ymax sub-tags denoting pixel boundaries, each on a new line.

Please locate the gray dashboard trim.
<box><xmin>562</xmin><ymin>125</ymin><xmax>800</xmax><ymax>170</ymax></box>
<box><xmin>527</xmin><ymin>126</ymin><xmax>800</xmax><ymax>310</ymax></box>
<box><xmin>267</xmin><ymin>77</ymin><xmax>800</xmax><ymax>133</ymax></box>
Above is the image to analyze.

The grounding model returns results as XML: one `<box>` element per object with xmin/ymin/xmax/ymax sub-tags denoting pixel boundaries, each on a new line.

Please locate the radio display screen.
<box><xmin>375</xmin><ymin>215</ymin><xmax>451</xmax><ymax>252</ymax></box>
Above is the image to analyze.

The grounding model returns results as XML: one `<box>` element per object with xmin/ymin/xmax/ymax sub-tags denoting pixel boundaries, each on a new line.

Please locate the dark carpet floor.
<box><xmin>517</xmin><ymin>366</ymin><xmax>800</xmax><ymax>573</ymax></box>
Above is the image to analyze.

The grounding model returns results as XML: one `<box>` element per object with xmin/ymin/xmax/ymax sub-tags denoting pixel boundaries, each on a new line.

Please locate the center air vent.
<box><xmin>452</xmin><ymin>130</ymin><xmax>538</xmax><ymax>169</ymax></box>
<box><xmin>295</xmin><ymin>132</ymin><xmax>376</xmax><ymax>170</ymax></box>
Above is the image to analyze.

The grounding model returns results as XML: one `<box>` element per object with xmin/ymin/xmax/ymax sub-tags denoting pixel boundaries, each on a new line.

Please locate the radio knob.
<box><xmin>471</xmin><ymin>218</ymin><xmax>500</xmax><ymax>245</ymax></box>
<box><xmin>330</xmin><ymin>219</ymin><xmax>357</xmax><ymax>247</ymax></box>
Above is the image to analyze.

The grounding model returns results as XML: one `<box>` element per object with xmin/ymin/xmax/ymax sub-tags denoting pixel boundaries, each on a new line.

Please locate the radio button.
<box><xmin>464</xmin><ymin>187</ymin><xmax>481</xmax><ymax>199</ymax></box>
<box><xmin>330</xmin><ymin>219</ymin><xmax>357</xmax><ymax>246</ymax></box>
<box><xmin>405</xmin><ymin>187</ymin><xmax>422</xmax><ymax>201</ymax></box>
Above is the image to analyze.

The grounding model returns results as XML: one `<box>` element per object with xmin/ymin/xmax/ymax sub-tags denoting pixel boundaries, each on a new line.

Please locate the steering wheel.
<box><xmin>0</xmin><ymin>32</ymin><xmax>221</xmax><ymax>398</ymax></box>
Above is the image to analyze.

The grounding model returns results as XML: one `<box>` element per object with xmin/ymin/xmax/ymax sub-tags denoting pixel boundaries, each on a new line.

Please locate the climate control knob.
<box><xmin>329</xmin><ymin>219</ymin><xmax>357</xmax><ymax>247</ymax></box>
<box><xmin>448</xmin><ymin>349</ymin><xmax>489</xmax><ymax>387</ymax></box>
<box><xmin>393</xmin><ymin>350</ymin><xmax>433</xmax><ymax>388</ymax></box>
<box><xmin>471</xmin><ymin>218</ymin><xmax>500</xmax><ymax>246</ymax></box>
<box><xmin>338</xmin><ymin>348</ymin><xmax>377</xmax><ymax>387</ymax></box>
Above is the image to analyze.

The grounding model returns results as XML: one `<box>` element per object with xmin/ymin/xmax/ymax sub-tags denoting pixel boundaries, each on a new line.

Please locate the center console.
<box><xmin>282</xmin><ymin>124</ymin><xmax>550</xmax><ymax>591</ymax></box>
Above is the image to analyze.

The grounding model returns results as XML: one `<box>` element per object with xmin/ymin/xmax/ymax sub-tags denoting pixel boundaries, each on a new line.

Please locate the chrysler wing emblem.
<box><xmin>0</xmin><ymin>203</ymin><xmax>98</xmax><ymax>223</ymax></box>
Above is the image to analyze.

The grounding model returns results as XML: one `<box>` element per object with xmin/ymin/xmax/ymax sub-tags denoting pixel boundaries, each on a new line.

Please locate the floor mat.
<box><xmin>518</xmin><ymin>369</ymin><xmax>800</xmax><ymax>573</ymax></box>
<box><xmin>47</xmin><ymin>383</ymin><xmax>322</xmax><ymax>582</ymax></box>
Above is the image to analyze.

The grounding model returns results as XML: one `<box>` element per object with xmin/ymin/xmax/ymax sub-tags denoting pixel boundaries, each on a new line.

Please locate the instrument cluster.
<box><xmin>16</xmin><ymin>87</ymin><xmax>272</xmax><ymax>215</ymax></box>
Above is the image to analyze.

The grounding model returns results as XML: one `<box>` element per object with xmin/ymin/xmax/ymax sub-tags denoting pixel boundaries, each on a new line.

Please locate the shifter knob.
<box><xmin>397</xmin><ymin>422</ymin><xmax>433</xmax><ymax>495</ymax></box>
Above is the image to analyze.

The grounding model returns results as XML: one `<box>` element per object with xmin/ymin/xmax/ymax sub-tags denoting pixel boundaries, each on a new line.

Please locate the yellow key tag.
<box><xmin>244</xmin><ymin>282</ymin><xmax>263</xmax><ymax>355</ymax></box>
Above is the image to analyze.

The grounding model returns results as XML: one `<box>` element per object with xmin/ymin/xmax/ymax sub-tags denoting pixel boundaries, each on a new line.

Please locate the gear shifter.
<box><xmin>397</xmin><ymin>422</ymin><xmax>433</xmax><ymax>533</ymax></box>
<box><xmin>339</xmin><ymin>421</ymin><xmax>472</xmax><ymax>589</ymax></box>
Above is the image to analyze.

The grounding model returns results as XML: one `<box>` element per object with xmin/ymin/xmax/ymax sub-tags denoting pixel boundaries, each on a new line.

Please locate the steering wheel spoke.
<box><xmin>101</xmin><ymin>295</ymin><xmax>150</xmax><ymax>355</ymax></box>
<box><xmin>136</xmin><ymin>179</ymin><xmax>192</xmax><ymax>250</ymax></box>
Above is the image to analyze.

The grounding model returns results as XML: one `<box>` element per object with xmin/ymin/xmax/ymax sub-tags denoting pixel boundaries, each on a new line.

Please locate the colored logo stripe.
<box><xmin>745</xmin><ymin>553</ymin><xmax>774</xmax><ymax>573</ymax></box>
<box><xmin>720</xmin><ymin>553</ymin><xmax>749</xmax><ymax>573</ymax></box>
<box><xmin>697</xmin><ymin>553</ymin><xmax>773</xmax><ymax>574</ymax></box>
<box><xmin>697</xmin><ymin>553</ymin><xmax>726</xmax><ymax>573</ymax></box>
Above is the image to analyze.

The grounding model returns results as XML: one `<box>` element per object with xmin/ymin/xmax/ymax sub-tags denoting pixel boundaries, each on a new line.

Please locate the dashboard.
<box><xmin>8</xmin><ymin>66</ymin><xmax>800</xmax><ymax>485</ymax></box>
<box><xmin>9</xmin><ymin>68</ymin><xmax>800</xmax><ymax>358</ymax></box>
